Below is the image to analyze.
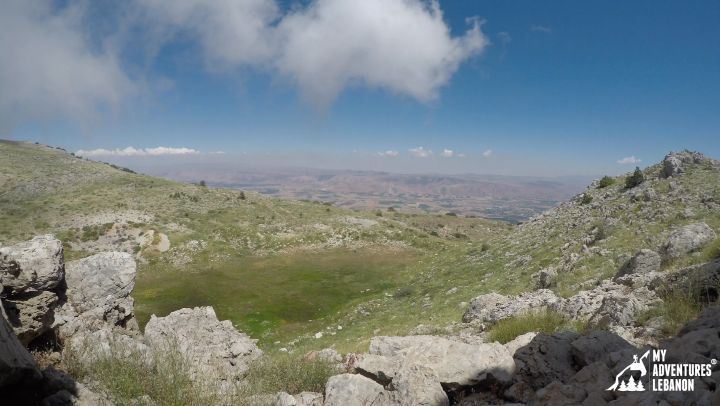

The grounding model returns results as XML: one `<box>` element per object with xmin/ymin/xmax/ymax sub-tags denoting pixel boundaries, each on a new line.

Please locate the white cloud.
<box><xmin>378</xmin><ymin>150</ymin><xmax>399</xmax><ymax>157</ymax></box>
<box><xmin>0</xmin><ymin>1</ymin><xmax>134</xmax><ymax>130</ymax></box>
<box><xmin>136</xmin><ymin>0</ymin><xmax>279</xmax><ymax>69</ymax></box>
<box><xmin>530</xmin><ymin>25</ymin><xmax>551</xmax><ymax>33</ymax></box>
<box><xmin>76</xmin><ymin>146</ymin><xmax>200</xmax><ymax>157</ymax></box>
<box><xmin>617</xmin><ymin>156</ymin><xmax>642</xmax><ymax>165</ymax></box>
<box><xmin>409</xmin><ymin>146</ymin><xmax>432</xmax><ymax>158</ymax></box>
<box><xmin>275</xmin><ymin>0</ymin><xmax>488</xmax><ymax>108</ymax></box>
<box><xmin>440</xmin><ymin>149</ymin><xmax>454</xmax><ymax>158</ymax></box>
<box><xmin>482</xmin><ymin>149</ymin><xmax>493</xmax><ymax>157</ymax></box>
<box><xmin>1</xmin><ymin>0</ymin><xmax>488</xmax><ymax>128</ymax></box>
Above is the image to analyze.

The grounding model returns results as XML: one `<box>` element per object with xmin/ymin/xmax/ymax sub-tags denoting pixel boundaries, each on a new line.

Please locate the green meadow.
<box><xmin>134</xmin><ymin>249</ymin><xmax>418</xmax><ymax>344</ymax></box>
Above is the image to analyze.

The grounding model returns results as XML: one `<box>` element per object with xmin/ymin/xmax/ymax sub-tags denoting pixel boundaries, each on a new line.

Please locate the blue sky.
<box><xmin>2</xmin><ymin>0</ymin><xmax>719</xmax><ymax>175</ymax></box>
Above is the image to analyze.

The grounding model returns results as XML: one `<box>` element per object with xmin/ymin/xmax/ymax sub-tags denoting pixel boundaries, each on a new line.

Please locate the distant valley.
<box><xmin>130</xmin><ymin>163</ymin><xmax>592</xmax><ymax>222</ymax></box>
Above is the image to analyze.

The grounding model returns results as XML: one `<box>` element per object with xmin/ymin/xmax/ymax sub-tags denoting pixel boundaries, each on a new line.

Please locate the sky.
<box><xmin>1</xmin><ymin>0</ymin><xmax>719</xmax><ymax>176</ymax></box>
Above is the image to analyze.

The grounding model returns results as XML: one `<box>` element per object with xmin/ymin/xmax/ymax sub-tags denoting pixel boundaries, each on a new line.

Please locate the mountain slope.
<box><xmin>2</xmin><ymin>141</ymin><xmax>719</xmax><ymax>356</ymax></box>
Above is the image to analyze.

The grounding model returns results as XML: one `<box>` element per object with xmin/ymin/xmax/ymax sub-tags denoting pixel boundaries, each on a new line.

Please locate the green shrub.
<box><xmin>580</xmin><ymin>194</ymin><xmax>593</xmax><ymax>205</ymax></box>
<box><xmin>487</xmin><ymin>310</ymin><xmax>569</xmax><ymax>344</ymax></box>
<box><xmin>242</xmin><ymin>353</ymin><xmax>341</xmax><ymax>395</ymax></box>
<box><xmin>597</xmin><ymin>176</ymin><xmax>615</xmax><ymax>188</ymax></box>
<box><xmin>625</xmin><ymin>167</ymin><xmax>645</xmax><ymax>189</ymax></box>
<box><xmin>638</xmin><ymin>290</ymin><xmax>701</xmax><ymax>336</ymax></box>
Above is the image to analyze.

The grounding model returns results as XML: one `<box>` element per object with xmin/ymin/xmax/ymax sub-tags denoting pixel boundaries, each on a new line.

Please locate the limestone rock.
<box><xmin>559</xmin><ymin>282</ymin><xmax>660</xmax><ymax>327</ymax></box>
<box><xmin>369</xmin><ymin>335</ymin><xmax>515</xmax><ymax>388</ymax></box>
<box><xmin>355</xmin><ymin>354</ymin><xmax>401</xmax><ymax>385</ymax></box>
<box><xmin>324</xmin><ymin>374</ymin><xmax>391</xmax><ymax>406</ymax></box>
<box><xmin>661</xmin><ymin>222</ymin><xmax>716</xmax><ymax>259</ymax></box>
<box><xmin>534</xmin><ymin>267</ymin><xmax>558</xmax><ymax>289</ymax></box>
<box><xmin>462</xmin><ymin>289</ymin><xmax>563</xmax><ymax>324</ymax></box>
<box><xmin>144</xmin><ymin>306</ymin><xmax>262</xmax><ymax>382</ymax></box>
<box><xmin>388</xmin><ymin>363</ymin><xmax>449</xmax><ymax>406</ymax></box>
<box><xmin>615</xmin><ymin>249</ymin><xmax>661</xmax><ymax>279</ymax></box>
<box><xmin>661</xmin><ymin>150</ymin><xmax>710</xmax><ymax>178</ymax></box>
<box><xmin>63</xmin><ymin>252</ymin><xmax>137</xmax><ymax>328</ymax></box>
<box><xmin>2</xmin><ymin>290</ymin><xmax>58</xmax><ymax>345</ymax></box>
<box><xmin>0</xmin><ymin>235</ymin><xmax>64</xmax><ymax>292</ymax></box>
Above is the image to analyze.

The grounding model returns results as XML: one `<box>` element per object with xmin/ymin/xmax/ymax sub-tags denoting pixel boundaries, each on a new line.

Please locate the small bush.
<box><xmin>242</xmin><ymin>354</ymin><xmax>341</xmax><ymax>395</ymax></box>
<box><xmin>597</xmin><ymin>176</ymin><xmax>615</xmax><ymax>188</ymax></box>
<box><xmin>625</xmin><ymin>167</ymin><xmax>645</xmax><ymax>189</ymax></box>
<box><xmin>702</xmin><ymin>237</ymin><xmax>720</xmax><ymax>261</ymax></box>
<box><xmin>487</xmin><ymin>310</ymin><xmax>568</xmax><ymax>344</ymax></box>
<box><xmin>580</xmin><ymin>194</ymin><xmax>593</xmax><ymax>205</ymax></box>
<box><xmin>638</xmin><ymin>290</ymin><xmax>701</xmax><ymax>335</ymax></box>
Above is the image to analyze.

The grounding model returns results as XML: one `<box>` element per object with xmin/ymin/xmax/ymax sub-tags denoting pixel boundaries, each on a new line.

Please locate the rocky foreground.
<box><xmin>1</xmin><ymin>151</ymin><xmax>719</xmax><ymax>405</ymax></box>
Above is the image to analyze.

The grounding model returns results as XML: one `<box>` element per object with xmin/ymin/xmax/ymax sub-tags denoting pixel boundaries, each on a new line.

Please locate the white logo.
<box><xmin>607</xmin><ymin>349</ymin><xmax>715</xmax><ymax>392</ymax></box>
<box><xmin>607</xmin><ymin>350</ymin><xmax>650</xmax><ymax>391</ymax></box>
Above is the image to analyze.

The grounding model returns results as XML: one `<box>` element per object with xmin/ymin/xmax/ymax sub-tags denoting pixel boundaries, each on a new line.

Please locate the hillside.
<box><xmin>2</xmin><ymin>142</ymin><xmax>720</xmax><ymax>404</ymax></box>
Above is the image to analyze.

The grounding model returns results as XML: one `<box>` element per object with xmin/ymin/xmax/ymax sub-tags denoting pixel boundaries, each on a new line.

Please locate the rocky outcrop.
<box><xmin>558</xmin><ymin>281</ymin><xmax>660</xmax><ymax>327</ymax></box>
<box><xmin>324</xmin><ymin>374</ymin><xmax>390</xmax><ymax>406</ymax></box>
<box><xmin>0</xmin><ymin>235</ymin><xmax>65</xmax><ymax>346</ymax></box>
<box><xmin>462</xmin><ymin>289</ymin><xmax>563</xmax><ymax>324</ymax></box>
<box><xmin>369</xmin><ymin>335</ymin><xmax>515</xmax><ymax>388</ymax></box>
<box><xmin>0</xmin><ymin>234</ymin><xmax>64</xmax><ymax>293</ymax></box>
<box><xmin>144</xmin><ymin>306</ymin><xmax>263</xmax><ymax>384</ymax></box>
<box><xmin>2</xmin><ymin>290</ymin><xmax>58</xmax><ymax>346</ymax></box>
<box><xmin>661</xmin><ymin>222</ymin><xmax>716</xmax><ymax>259</ymax></box>
<box><xmin>61</xmin><ymin>252</ymin><xmax>137</xmax><ymax>330</ymax></box>
<box><xmin>661</xmin><ymin>150</ymin><xmax>713</xmax><ymax>178</ymax></box>
<box><xmin>533</xmin><ymin>267</ymin><xmax>558</xmax><ymax>289</ymax></box>
<box><xmin>614</xmin><ymin>249</ymin><xmax>661</xmax><ymax>279</ymax></box>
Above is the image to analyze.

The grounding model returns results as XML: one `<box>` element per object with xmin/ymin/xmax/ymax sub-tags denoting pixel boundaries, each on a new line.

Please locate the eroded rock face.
<box><xmin>0</xmin><ymin>235</ymin><xmax>64</xmax><ymax>293</ymax></box>
<box><xmin>2</xmin><ymin>290</ymin><xmax>58</xmax><ymax>346</ymax></box>
<box><xmin>661</xmin><ymin>222</ymin><xmax>716</xmax><ymax>259</ymax></box>
<box><xmin>144</xmin><ymin>306</ymin><xmax>263</xmax><ymax>382</ymax></box>
<box><xmin>64</xmin><ymin>252</ymin><xmax>136</xmax><ymax>321</ymax></box>
<box><xmin>369</xmin><ymin>335</ymin><xmax>515</xmax><ymax>388</ymax></box>
<box><xmin>462</xmin><ymin>289</ymin><xmax>563</xmax><ymax>324</ymax></box>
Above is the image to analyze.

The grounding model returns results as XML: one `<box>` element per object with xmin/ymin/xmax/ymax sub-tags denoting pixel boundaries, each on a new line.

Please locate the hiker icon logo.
<box><xmin>607</xmin><ymin>350</ymin><xmax>650</xmax><ymax>391</ymax></box>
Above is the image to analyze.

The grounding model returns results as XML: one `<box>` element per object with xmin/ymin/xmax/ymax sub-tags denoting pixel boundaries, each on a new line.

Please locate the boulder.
<box><xmin>615</xmin><ymin>249</ymin><xmax>661</xmax><ymax>279</ymax></box>
<box><xmin>0</xmin><ymin>235</ymin><xmax>64</xmax><ymax>292</ymax></box>
<box><xmin>63</xmin><ymin>252</ymin><xmax>137</xmax><ymax>328</ymax></box>
<box><xmin>661</xmin><ymin>222</ymin><xmax>716</xmax><ymax>259</ymax></box>
<box><xmin>2</xmin><ymin>290</ymin><xmax>58</xmax><ymax>345</ymax></box>
<box><xmin>144</xmin><ymin>306</ymin><xmax>262</xmax><ymax>382</ymax></box>
<box><xmin>534</xmin><ymin>268</ymin><xmax>558</xmax><ymax>289</ymax></box>
<box><xmin>324</xmin><ymin>374</ymin><xmax>391</xmax><ymax>406</ymax></box>
<box><xmin>462</xmin><ymin>289</ymin><xmax>564</xmax><ymax>324</ymax></box>
<box><xmin>569</xmin><ymin>361</ymin><xmax>614</xmax><ymax>403</ymax></box>
<box><xmin>305</xmin><ymin>348</ymin><xmax>342</xmax><ymax>363</ymax></box>
<box><xmin>512</xmin><ymin>331</ymin><xmax>579</xmax><ymax>390</ymax></box>
<box><xmin>388</xmin><ymin>363</ymin><xmax>449</xmax><ymax>406</ymax></box>
<box><xmin>570</xmin><ymin>331</ymin><xmax>636</xmax><ymax>367</ymax></box>
<box><xmin>369</xmin><ymin>335</ymin><xmax>515</xmax><ymax>388</ymax></box>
